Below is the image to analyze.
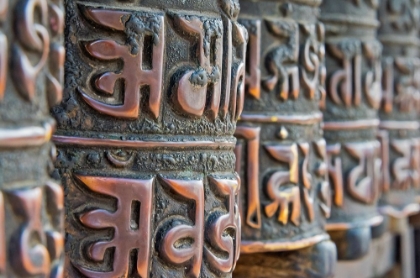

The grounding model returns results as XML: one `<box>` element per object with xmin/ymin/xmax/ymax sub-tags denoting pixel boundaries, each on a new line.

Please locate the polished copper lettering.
<box><xmin>205</xmin><ymin>176</ymin><xmax>241</xmax><ymax>273</ymax></box>
<box><xmin>79</xmin><ymin>8</ymin><xmax>164</xmax><ymax>119</ymax></box>
<box><xmin>264</xmin><ymin>143</ymin><xmax>301</xmax><ymax>225</ymax></box>
<box><xmin>159</xmin><ymin>177</ymin><xmax>204</xmax><ymax>278</ymax></box>
<box><xmin>326</xmin><ymin>144</ymin><xmax>344</xmax><ymax>206</ymax></box>
<box><xmin>74</xmin><ymin>175</ymin><xmax>153</xmax><ymax>278</ymax></box>
<box><xmin>44</xmin><ymin>182</ymin><xmax>64</xmax><ymax>277</ymax></box>
<box><xmin>390</xmin><ymin>140</ymin><xmax>420</xmax><ymax>190</ymax></box>
<box><xmin>377</xmin><ymin>130</ymin><xmax>391</xmax><ymax>192</ymax></box>
<box><xmin>300</xmin><ymin>143</ymin><xmax>315</xmax><ymax>221</ymax></box>
<box><xmin>172</xmin><ymin>15</ymin><xmax>222</xmax><ymax>118</ymax></box>
<box><xmin>301</xmin><ymin>23</ymin><xmax>326</xmax><ymax>100</ymax></box>
<box><xmin>12</xmin><ymin>0</ymin><xmax>50</xmax><ymax>102</ymax></box>
<box><xmin>234</xmin><ymin>126</ymin><xmax>262</xmax><ymax>229</ymax></box>
<box><xmin>263</xmin><ymin>20</ymin><xmax>299</xmax><ymax>100</ymax></box>
<box><xmin>229</xmin><ymin>22</ymin><xmax>247</xmax><ymax>120</ymax></box>
<box><xmin>345</xmin><ymin>141</ymin><xmax>380</xmax><ymax>204</ymax></box>
<box><xmin>327</xmin><ymin>40</ymin><xmax>362</xmax><ymax>107</ymax></box>
<box><xmin>314</xmin><ymin>139</ymin><xmax>332</xmax><ymax>218</ymax></box>
<box><xmin>46</xmin><ymin>0</ymin><xmax>64</xmax><ymax>107</ymax></box>
<box><xmin>8</xmin><ymin>187</ymin><xmax>50</xmax><ymax>276</ymax></box>
<box><xmin>363</xmin><ymin>41</ymin><xmax>382</xmax><ymax>109</ymax></box>
<box><xmin>239</xmin><ymin>19</ymin><xmax>261</xmax><ymax>99</ymax></box>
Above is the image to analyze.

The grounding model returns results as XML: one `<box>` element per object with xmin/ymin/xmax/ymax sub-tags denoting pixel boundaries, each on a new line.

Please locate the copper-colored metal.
<box><xmin>0</xmin><ymin>0</ymin><xmax>65</xmax><ymax>276</ymax></box>
<box><xmin>53</xmin><ymin>135</ymin><xmax>235</xmax><ymax>149</ymax></box>
<box><xmin>377</xmin><ymin>0</ymin><xmax>420</xmax><ymax>220</ymax></box>
<box><xmin>53</xmin><ymin>0</ymin><xmax>244</xmax><ymax>277</ymax></box>
<box><xmin>235</xmin><ymin>0</ymin><xmax>335</xmax><ymax>275</ymax></box>
<box><xmin>240</xmin><ymin>234</ymin><xmax>330</xmax><ymax>253</ymax></box>
<box><xmin>235</xmin><ymin>240</ymin><xmax>337</xmax><ymax>278</ymax></box>
<box><xmin>323</xmin><ymin>119</ymin><xmax>380</xmax><ymax>130</ymax></box>
<box><xmin>321</xmin><ymin>0</ymin><xmax>383</xmax><ymax>260</ymax></box>
<box><xmin>239</xmin><ymin>112</ymin><xmax>323</xmax><ymax>124</ymax></box>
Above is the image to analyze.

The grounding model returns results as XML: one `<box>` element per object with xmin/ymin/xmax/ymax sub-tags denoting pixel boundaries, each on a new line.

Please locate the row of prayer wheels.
<box><xmin>0</xmin><ymin>0</ymin><xmax>419</xmax><ymax>277</ymax></box>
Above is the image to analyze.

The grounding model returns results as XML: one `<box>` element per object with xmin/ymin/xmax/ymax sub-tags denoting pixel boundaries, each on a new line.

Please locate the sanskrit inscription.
<box><xmin>79</xmin><ymin>8</ymin><xmax>164</xmax><ymax>119</ymax></box>
<box><xmin>0</xmin><ymin>184</ymin><xmax>63</xmax><ymax>277</ymax></box>
<box><xmin>73</xmin><ymin>173</ymin><xmax>240</xmax><ymax>277</ymax></box>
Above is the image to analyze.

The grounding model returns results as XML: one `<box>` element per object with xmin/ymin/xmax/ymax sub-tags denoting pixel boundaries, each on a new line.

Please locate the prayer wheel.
<box><xmin>52</xmin><ymin>0</ymin><xmax>244</xmax><ymax>277</ymax></box>
<box><xmin>377</xmin><ymin>0</ymin><xmax>420</xmax><ymax>221</ymax></box>
<box><xmin>0</xmin><ymin>0</ymin><xmax>65</xmax><ymax>276</ymax></box>
<box><xmin>321</xmin><ymin>0</ymin><xmax>383</xmax><ymax>260</ymax></box>
<box><xmin>234</xmin><ymin>0</ymin><xmax>336</xmax><ymax>276</ymax></box>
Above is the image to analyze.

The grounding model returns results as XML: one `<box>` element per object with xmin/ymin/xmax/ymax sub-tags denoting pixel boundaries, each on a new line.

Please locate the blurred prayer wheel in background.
<box><xmin>320</xmin><ymin>0</ymin><xmax>383</xmax><ymax>260</ymax></box>
<box><xmin>377</xmin><ymin>0</ymin><xmax>420</xmax><ymax>221</ymax></box>
<box><xmin>0</xmin><ymin>0</ymin><xmax>65</xmax><ymax>276</ymax></box>
<box><xmin>52</xmin><ymin>0</ymin><xmax>244</xmax><ymax>277</ymax></box>
<box><xmin>234</xmin><ymin>0</ymin><xmax>336</xmax><ymax>276</ymax></box>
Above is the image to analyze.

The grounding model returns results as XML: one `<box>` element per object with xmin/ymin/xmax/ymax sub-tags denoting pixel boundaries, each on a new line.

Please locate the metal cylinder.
<box><xmin>0</xmin><ymin>0</ymin><xmax>65</xmax><ymax>276</ymax></box>
<box><xmin>320</xmin><ymin>0</ymin><xmax>383</xmax><ymax>260</ymax></box>
<box><xmin>235</xmin><ymin>0</ymin><xmax>335</xmax><ymax>274</ymax></box>
<box><xmin>377</xmin><ymin>0</ymin><xmax>420</xmax><ymax>221</ymax></box>
<box><xmin>53</xmin><ymin>0</ymin><xmax>244</xmax><ymax>277</ymax></box>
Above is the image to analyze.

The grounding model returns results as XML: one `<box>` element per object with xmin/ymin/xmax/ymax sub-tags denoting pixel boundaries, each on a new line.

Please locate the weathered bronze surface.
<box><xmin>377</xmin><ymin>0</ymin><xmax>420</xmax><ymax>220</ymax></box>
<box><xmin>236</xmin><ymin>0</ymin><xmax>331</xmax><ymax>253</ymax></box>
<box><xmin>234</xmin><ymin>0</ymin><xmax>336</xmax><ymax>275</ymax></box>
<box><xmin>53</xmin><ymin>0</ymin><xmax>244</xmax><ymax>277</ymax></box>
<box><xmin>234</xmin><ymin>240</ymin><xmax>336</xmax><ymax>278</ymax></box>
<box><xmin>0</xmin><ymin>0</ymin><xmax>65</xmax><ymax>276</ymax></box>
<box><xmin>320</xmin><ymin>0</ymin><xmax>383</xmax><ymax>260</ymax></box>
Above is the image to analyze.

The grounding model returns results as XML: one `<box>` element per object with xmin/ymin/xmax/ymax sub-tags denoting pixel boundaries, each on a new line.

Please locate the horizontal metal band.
<box><xmin>379</xmin><ymin>204</ymin><xmax>420</xmax><ymax>219</ymax></box>
<box><xmin>285</xmin><ymin>0</ymin><xmax>323</xmax><ymax>7</ymax></box>
<box><xmin>239</xmin><ymin>112</ymin><xmax>322</xmax><ymax>125</ymax></box>
<box><xmin>379</xmin><ymin>121</ymin><xmax>420</xmax><ymax>130</ymax></box>
<box><xmin>252</xmin><ymin>0</ymin><xmax>322</xmax><ymax>6</ymax></box>
<box><xmin>53</xmin><ymin>135</ymin><xmax>235</xmax><ymax>149</ymax></box>
<box><xmin>0</xmin><ymin>121</ymin><xmax>54</xmax><ymax>148</ymax></box>
<box><xmin>326</xmin><ymin>215</ymin><xmax>384</xmax><ymax>231</ymax></box>
<box><xmin>321</xmin><ymin>14</ymin><xmax>379</xmax><ymax>28</ymax></box>
<box><xmin>240</xmin><ymin>233</ymin><xmax>329</xmax><ymax>254</ymax></box>
<box><xmin>323</xmin><ymin>119</ymin><xmax>379</xmax><ymax>130</ymax></box>
<box><xmin>379</xmin><ymin>35</ymin><xmax>420</xmax><ymax>47</ymax></box>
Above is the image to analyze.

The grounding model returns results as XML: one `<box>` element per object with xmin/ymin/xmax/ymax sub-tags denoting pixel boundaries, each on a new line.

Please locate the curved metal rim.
<box><xmin>240</xmin><ymin>233</ymin><xmax>330</xmax><ymax>254</ymax></box>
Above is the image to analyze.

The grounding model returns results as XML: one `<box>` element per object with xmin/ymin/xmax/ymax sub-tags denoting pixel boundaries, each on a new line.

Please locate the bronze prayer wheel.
<box><xmin>52</xmin><ymin>0</ymin><xmax>244</xmax><ymax>277</ymax></box>
<box><xmin>0</xmin><ymin>0</ymin><xmax>65</xmax><ymax>276</ymax></box>
<box><xmin>377</xmin><ymin>0</ymin><xmax>420</xmax><ymax>220</ymax></box>
<box><xmin>234</xmin><ymin>0</ymin><xmax>335</xmax><ymax>275</ymax></box>
<box><xmin>320</xmin><ymin>0</ymin><xmax>383</xmax><ymax>260</ymax></box>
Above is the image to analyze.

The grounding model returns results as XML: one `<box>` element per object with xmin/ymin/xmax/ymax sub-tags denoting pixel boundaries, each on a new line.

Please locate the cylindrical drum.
<box><xmin>320</xmin><ymin>0</ymin><xmax>383</xmax><ymax>259</ymax></box>
<box><xmin>235</xmin><ymin>0</ymin><xmax>335</xmax><ymax>275</ymax></box>
<box><xmin>0</xmin><ymin>0</ymin><xmax>65</xmax><ymax>276</ymax></box>
<box><xmin>377</xmin><ymin>0</ymin><xmax>420</xmax><ymax>220</ymax></box>
<box><xmin>53</xmin><ymin>0</ymin><xmax>244</xmax><ymax>277</ymax></box>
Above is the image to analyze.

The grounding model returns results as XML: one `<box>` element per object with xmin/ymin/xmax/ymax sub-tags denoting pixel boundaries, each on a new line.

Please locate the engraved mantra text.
<box><xmin>74</xmin><ymin>175</ymin><xmax>240</xmax><ymax>278</ymax></box>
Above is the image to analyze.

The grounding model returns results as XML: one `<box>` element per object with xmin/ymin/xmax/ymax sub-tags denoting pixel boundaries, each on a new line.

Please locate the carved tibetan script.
<box><xmin>73</xmin><ymin>174</ymin><xmax>240</xmax><ymax>277</ymax></box>
<box><xmin>327</xmin><ymin>40</ymin><xmax>382</xmax><ymax>109</ymax></box>
<box><xmin>79</xmin><ymin>8</ymin><xmax>164</xmax><ymax>119</ymax></box>
<box><xmin>327</xmin><ymin>141</ymin><xmax>381</xmax><ymax>205</ymax></box>
<box><xmin>0</xmin><ymin>183</ymin><xmax>63</xmax><ymax>277</ymax></box>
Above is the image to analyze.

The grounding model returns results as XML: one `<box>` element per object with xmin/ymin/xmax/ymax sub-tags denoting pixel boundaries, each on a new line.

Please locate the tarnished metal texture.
<box><xmin>0</xmin><ymin>0</ymin><xmax>65</xmax><ymax>277</ymax></box>
<box><xmin>234</xmin><ymin>0</ymin><xmax>335</xmax><ymax>276</ymax></box>
<box><xmin>320</xmin><ymin>0</ymin><xmax>383</xmax><ymax>260</ymax></box>
<box><xmin>52</xmin><ymin>0</ymin><xmax>244</xmax><ymax>277</ymax></box>
<box><xmin>377</xmin><ymin>0</ymin><xmax>420</xmax><ymax>222</ymax></box>
<box><xmin>234</xmin><ymin>240</ymin><xmax>336</xmax><ymax>278</ymax></box>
